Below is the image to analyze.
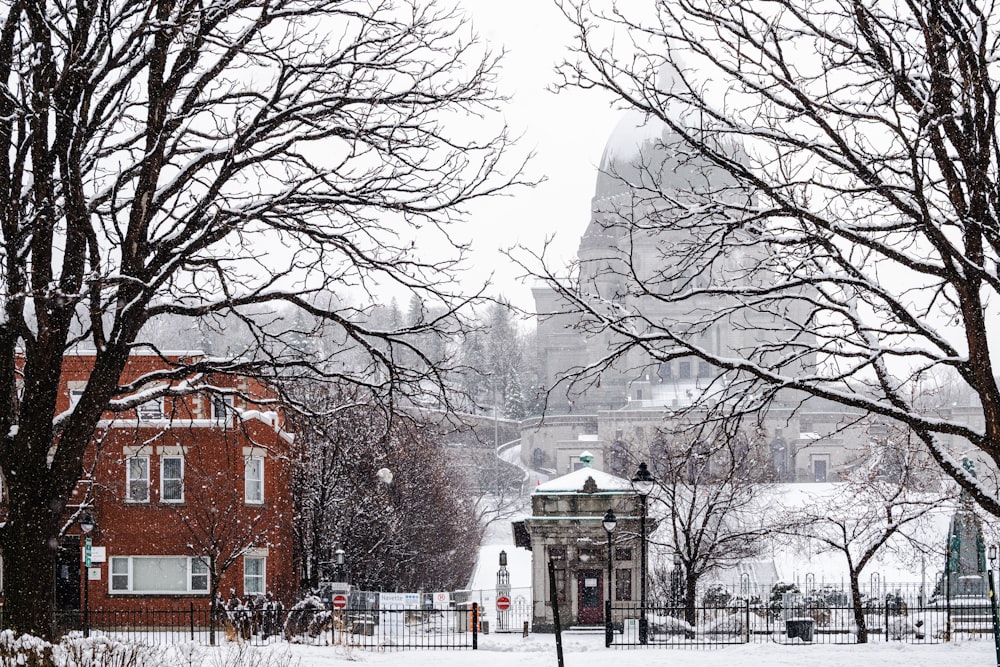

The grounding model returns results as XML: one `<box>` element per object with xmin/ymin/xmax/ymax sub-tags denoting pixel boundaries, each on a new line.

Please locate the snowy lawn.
<box><xmin>283</xmin><ymin>631</ymin><xmax>994</xmax><ymax>667</ymax></box>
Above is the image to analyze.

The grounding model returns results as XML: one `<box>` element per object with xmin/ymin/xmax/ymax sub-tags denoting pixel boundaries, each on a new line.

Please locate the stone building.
<box><xmin>517</xmin><ymin>454</ymin><xmax>656</xmax><ymax>630</ymax></box>
<box><xmin>524</xmin><ymin>111</ymin><xmax>891</xmax><ymax>482</ymax></box>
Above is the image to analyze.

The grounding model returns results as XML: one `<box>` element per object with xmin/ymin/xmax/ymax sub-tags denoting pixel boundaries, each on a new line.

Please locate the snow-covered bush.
<box><xmin>206</xmin><ymin>642</ymin><xmax>297</xmax><ymax>667</ymax></box>
<box><xmin>282</xmin><ymin>596</ymin><xmax>332</xmax><ymax>643</ymax></box>
<box><xmin>648</xmin><ymin>613</ymin><xmax>695</xmax><ymax>636</ymax></box>
<box><xmin>0</xmin><ymin>630</ymin><xmax>53</xmax><ymax>667</ymax></box>
<box><xmin>0</xmin><ymin>631</ymin><xmax>174</xmax><ymax>667</ymax></box>
<box><xmin>700</xmin><ymin>612</ymin><xmax>743</xmax><ymax>636</ymax></box>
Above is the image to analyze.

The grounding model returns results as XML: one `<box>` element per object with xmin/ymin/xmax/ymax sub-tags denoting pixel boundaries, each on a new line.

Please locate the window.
<box><xmin>245</xmin><ymin>457</ymin><xmax>263</xmax><ymax>504</ymax></box>
<box><xmin>614</xmin><ymin>547</ymin><xmax>632</xmax><ymax>561</ymax></box>
<box><xmin>109</xmin><ymin>556</ymin><xmax>210</xmax><ymax>594</ymax></box>
<box><xmin>679</xmin><ymin>361</ymin><xmax>691</xmax><ymax>379</ymax></box>
<box><xmin>191</xmin><ymin>558</ymin><xmax>209</xmax><ymax>591</ymax></box>
<box><xmin>244</xmin><ymin>556</ymin><xmax>265</xmax><ymax>596</ymax></box>
<box><xmin>211</xmin><ymin>395</ymin><xmax>234</xmax><ymax>423</ymax></box>
<box><xmin>138</xmin><ymin>398</ymin><xmax>163</xmax><ymax>420</ymax></box>
<box><xmin>698</xmin><ymin>361</ymin><xmax>711</xmax><ymax>378</ymax></box>
<box><xmin>127</xmin><ymin>457</ymin><xmax>149</xmax><ymax>502</ymax></box>
<box><xmin>615</xmin><ymin>567</ymin><xmax>632</xmax><ymax>601</ymax></box>
<box><xmin>161</xmin><ymin>456</ymin><xmax>184</xmax><ymax>502</ymax></box>
<box><xmin>69</xmin><ymin>388</ymin><xmax>85</xmax><ymax>409</ymax></box>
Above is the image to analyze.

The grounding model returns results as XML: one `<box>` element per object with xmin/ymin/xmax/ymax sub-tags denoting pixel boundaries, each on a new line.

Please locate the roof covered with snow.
<box><xmin>534</xmin><ymin>465</ymin><xmax>634</xmax><ymax>494</ymax></box>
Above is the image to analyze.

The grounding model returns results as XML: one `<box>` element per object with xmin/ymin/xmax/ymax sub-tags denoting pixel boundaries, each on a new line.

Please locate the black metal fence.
<box><xmin>610</xmin><ymin>598</ymin><xmax>997</xmax><ymax>648</ymax></box>
<box><xmin>42</xmin><ymin>603</ymin><xmax>482</xmax><ymax>650</ymax></box>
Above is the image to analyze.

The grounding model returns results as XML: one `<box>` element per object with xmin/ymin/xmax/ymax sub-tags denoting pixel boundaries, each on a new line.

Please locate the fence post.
<box><xmin>884</xmin><ymin>602</ymin><xmax>889</xmax><ymax>642</ymax></box>
<box><xmin>605</xmin><ymin>599</ymin><xmax>612</xmax><ymax>647</ymax></box>
<box><xmin>745</xmin><ymin>599</ymin><xmax>751</xmax><ymax>643</ymax></box>
<box><xmin>190</xmin><ymin>602</ymin><xmax>195</xmax><ymax>641</ymax></box>
<box><xmin>472</xmin><ymin>602</ymin><xmax>478</xmax><ymax>650</ymax></box>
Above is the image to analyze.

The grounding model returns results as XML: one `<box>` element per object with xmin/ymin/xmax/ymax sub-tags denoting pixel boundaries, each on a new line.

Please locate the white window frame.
<box><xmin>245</xmin><ymin>457</ymin><xmax>264</xmax><ymax>504</ymax></box>
<box><xmin>108</xmin><ymin>556</ymin><xmax>210</xmax><ymax>594</ymax></box>
<box><xmin>244</xmin><ymin>556</ymin><xmax>266</xmax><ymax>597</ymax></box>
<box><xmin>160</xmin><ymin>455</ymin><xmax>184</xmax><ymax>503</ymax></box>
<box><xmin>211</xmin><ymin>395</ymin><xmax>234</xmax><ymax>423</ymax></box>
<box><xmin>126</xmin><ymin>456</ymin><xmax>150</xmax><ymax>503</ymax></box>
<box><xmin>138</xmin><ymin>397</ymin><xmax>164</xmax><ymax>421</ymax></box>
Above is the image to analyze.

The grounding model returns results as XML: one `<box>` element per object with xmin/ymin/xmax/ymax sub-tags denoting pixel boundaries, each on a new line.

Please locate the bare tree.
<box><xmin>289</xmin><ymin>381</ymin><xmax>480</xmax><ymax>593</ymax></box>
<box><xmin>0</xmin><ymin>0</ymin><xmax>526</xmax><ymax>637</ymax></box>
<box><xmin>166</xmin><ymin>434</ymin><xmax>284</xmax><ymax>645</ymax></box>
<box><xmin>518</xmin><ymin>0</ymin><xmax>1000</xmax><ymax>516</ymax></box>
<box><xmin>776</xmin><ymin>443</ymin><xmax>950</xmax><ymax>642</ymax></box>
<box><xmin>644</xmin><ymin>425</ymin><xmax>773</xmax><ymax>625</ymax></box>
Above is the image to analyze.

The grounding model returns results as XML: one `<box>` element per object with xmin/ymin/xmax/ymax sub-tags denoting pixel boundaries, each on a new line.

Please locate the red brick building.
<box><xmin>46</xmin><ymin>351</ymin><xmax>298</xmax><ymax>616</ymax></box>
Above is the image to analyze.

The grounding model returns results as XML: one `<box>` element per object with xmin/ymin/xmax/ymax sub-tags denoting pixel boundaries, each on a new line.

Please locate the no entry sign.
<box><xmin>496</xmin><ymin>596</ymin><xmax>511</xmax><ymax>611</ymax></box>
<box><xmin>332</xmin><ymin>594</ymin><xmax>348</xmax><ymax>609</ymax></box>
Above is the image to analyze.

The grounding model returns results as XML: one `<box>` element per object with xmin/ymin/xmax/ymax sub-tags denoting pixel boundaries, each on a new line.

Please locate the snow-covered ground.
<box><xmin>280</xmin><ymin>631</ymin><xmax>993</xmax><ymax>667</ymax></box>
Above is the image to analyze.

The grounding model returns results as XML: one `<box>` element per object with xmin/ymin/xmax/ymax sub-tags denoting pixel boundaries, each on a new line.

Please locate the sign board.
<box><xmin>84</xmin><ymin>537</ymin><xmax>92</xmax><ymax>567</ymax></box>
<box><xmin>432</xmin><ymin>591</ymin><xmax>451</xmax><ymax>610</ymax></box>
<box><xmin>88</xmin><ymin>567</ymin><xmax>101</xmax><ymax>581</ymax></box>
<box><xmin>81</xmin><ymin>546</ymin><xmax>106</xmax><ymax>564</ymax></box>
<box><xmin>331</xmin><ymin>594</ymin><xmax>348</xmax><ymax>609</ymax></box>
<box><xmin>496</xmin><ymin>596</ymin><xmax>511</xmax><ymax>611</ymax></box>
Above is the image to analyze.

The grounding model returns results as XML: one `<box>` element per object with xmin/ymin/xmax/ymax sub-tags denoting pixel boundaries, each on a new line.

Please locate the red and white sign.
<box><xmin>496</xmin><ymin>596</ymin><xmax>511</xmax><ymax>611</ymax></box>
<box><xmin>332</xmin><ymin>594</ymin><xmax>348</xmax><ymax>609</ymax></box>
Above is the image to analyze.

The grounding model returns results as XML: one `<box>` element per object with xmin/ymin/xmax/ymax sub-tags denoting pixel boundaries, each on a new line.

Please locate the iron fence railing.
<box><xmin>609</xmin><ymin>599</ymin><xmax>998</xmax><ymax>648</ymax></box>
<box><xmin>28</xmin><ymin>604</ymin><xmax>484</xmax><ymax>650</ymax></box>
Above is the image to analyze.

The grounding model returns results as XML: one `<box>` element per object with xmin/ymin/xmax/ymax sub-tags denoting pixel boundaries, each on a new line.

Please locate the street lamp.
<box><xmin>988</xmin><ymin>545</ymin><xmax>1000</xmax><ymax>667</ymax></box>
<box><xmin>632</xmin><ymin>462</ymin><xmax>655</xmax><ymax>645</ymax></box>
<box><xmin>497</xmin><ymin>549</ymin><xmax>510</xmax><ymax>630</ymax></box>
<box><xmin>79</xmin><ymin>510</ymin><xmax>95</xmax><ymax>638</ymax></box>
<box><xmin>334</xmin><ymin>548</ymin><xmax>346</xmax><ymax>582</ymax></box>
<box><xmin>602</xmin><ymin>508</ymin><xmax>617</xmax><ymax>647</ymax></box>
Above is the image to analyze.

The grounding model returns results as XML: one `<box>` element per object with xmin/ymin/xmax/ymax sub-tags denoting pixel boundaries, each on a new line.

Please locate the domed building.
<box><xmin>524</xmin><ymin>112</ymin><xmax>865</xmax><ymax>482</ymax></box>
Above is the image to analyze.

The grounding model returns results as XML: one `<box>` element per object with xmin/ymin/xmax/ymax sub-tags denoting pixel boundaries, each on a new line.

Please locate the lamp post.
<box><xmin>602</xmin><ymin>508</ymin><xmax>617</xmax><ymax>647</ymax></box>
<box><xmin>632</xmin><ymin>462</ymin><xmax>655</xmax><ymax>645</ymax></box>
<box><xmin>497</xmin><ymin>549</ymin><xmax>510</xmax><ymax>630</ymax></box>
<box><xmin>988</xmin><ymin>545</ymin><xmax>1000</xmax><ymax>667</ymax></box>
<box><xmin>79</xmin><ymin>510</ymin><xmax>95</xmax><ymax>638</ymax></box>
<box><xmin>334</xmin><ymin>548</ymin><xmax>346</xmax><ymax>583</ymax></box>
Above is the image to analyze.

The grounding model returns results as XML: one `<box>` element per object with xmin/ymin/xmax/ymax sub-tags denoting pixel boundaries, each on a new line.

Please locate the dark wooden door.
<box><xmin>577</xmin><ymin>570</ymin><xmax>603</xmax><ymax>624</ymax></box>
<box><xmin>55</xmin><ymin>535</ymin><xmax>81</xmax><ymax>612</ymax></box>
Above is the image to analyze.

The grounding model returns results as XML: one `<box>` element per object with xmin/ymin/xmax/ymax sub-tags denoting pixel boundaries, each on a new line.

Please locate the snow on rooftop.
<box><xmin>534</xmin><ymin>466</ymin><xmax>633</xmax><ymax>493</ymax></box>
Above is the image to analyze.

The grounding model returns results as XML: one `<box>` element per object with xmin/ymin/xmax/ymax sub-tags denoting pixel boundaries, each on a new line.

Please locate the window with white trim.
<box><xmin>127</xmin><ymin>456</ymin><xmax>150</xmax><ymax>502</ymax></box>
<box><xmin>244</xmin><ymin>556</ymin><xmax>265</xmax><ymax>596</ymax></box>
<box><xmin>109</xmin><ymin>556</ymin><xmax>210</xmax><ymax>594</ymax></box>
<box><xmin>138</xmin><ymin>398</ymin><xmax>164</xmax><ymax>420</ymax></box>
<box><xmin>211</xmin><ymin>395</ymin><xmax>234</xmax><ymax>423</ymax></box>
<box><xmin>245</xmin><ymin>457</ymin><xmax>263</xmax><ymax>504</ymax></box>
<box><xmin>161</xmin><ymin>456</ymin><xmax>184</xmax><ymax>502</ymax></box>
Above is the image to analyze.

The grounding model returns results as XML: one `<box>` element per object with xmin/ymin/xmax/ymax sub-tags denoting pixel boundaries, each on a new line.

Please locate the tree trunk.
<box><xmin>849</xmin><ymin>572</ymin><xmax>868</xmax><ymax>643</ymax></box>
<box><xmin>2</xmin><ymin>496</ymin><xmax>61</xmax><ymax>639</ymax></box>
<box><xmin>684</xmin><ymin>573</ymin><xmax>698</xmax><ymax>631</ymax></box>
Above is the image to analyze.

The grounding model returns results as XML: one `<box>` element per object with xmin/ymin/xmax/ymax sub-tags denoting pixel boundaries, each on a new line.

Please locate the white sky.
<box><xmin>452</xmin><ymin>0</ymin><xmax>623</xmax><ymax>311</ymax></box>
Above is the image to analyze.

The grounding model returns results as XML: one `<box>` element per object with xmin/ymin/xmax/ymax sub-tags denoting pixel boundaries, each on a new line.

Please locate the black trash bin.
<box><xmin>786</xmin><ymin>618</ymin><xmax>815</xmax><ymax>642</ymax></box>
